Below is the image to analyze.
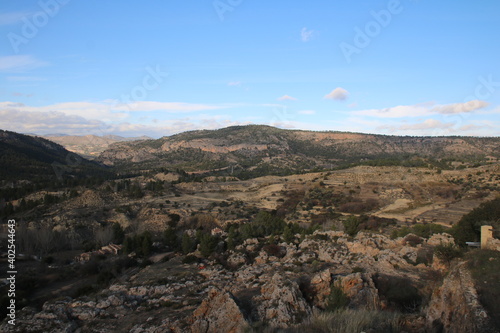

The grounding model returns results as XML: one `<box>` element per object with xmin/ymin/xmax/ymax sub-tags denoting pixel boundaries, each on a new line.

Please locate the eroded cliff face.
<box><xmin>426</xmin><ymin>262</ymin><xmax>498</xmax><ymax>333</ymax></box>
<box><xmin>96</xmin><ymin>125</ymin><xmax>500</xmax><ymax>168</ymax></box>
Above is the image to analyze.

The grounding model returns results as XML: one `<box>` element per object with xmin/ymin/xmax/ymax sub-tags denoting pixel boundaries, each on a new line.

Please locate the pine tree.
<box><xmin>283</xmin><ymin>225</ymin><xmax>294</xmax><ymax>243</ymax></box>
<box><xmin>181</xmin><ymin>233</ymin><xmax>194</xmax><ymax>254</ymax></box>
<box><xmin>142</xmin><ymin>236</ymin><xmax>152</xmax><ymax>256</ymax></box>
<box><xmin>164</xmin><ymin>227</ymin><xmax>178</xmax><ymax>250</ymax></box>
<box><xmin>112</xmin><ymin>223</ymin><xmax>125</xmax><ymax>244</ymax></box>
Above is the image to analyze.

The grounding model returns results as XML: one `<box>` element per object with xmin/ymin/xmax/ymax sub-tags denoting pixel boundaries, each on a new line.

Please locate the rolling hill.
<box><xmin>0</xmin><ymin>130</ymin><xmax>112</xmax><ymax>182</ymax></box>
<box><xmin>97</xmin><ymin>125</ymin><xmax>500</xmax><ymax>177</ymax></box>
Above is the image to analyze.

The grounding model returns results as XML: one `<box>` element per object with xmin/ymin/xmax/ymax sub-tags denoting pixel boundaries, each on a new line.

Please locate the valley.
<box><xmin>1</xmin><ymin>125</ymin><xmax>500</xmax><ymax>332</ymax></box>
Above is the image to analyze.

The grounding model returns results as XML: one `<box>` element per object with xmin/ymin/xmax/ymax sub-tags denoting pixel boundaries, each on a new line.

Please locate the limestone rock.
<box><xmin>253</xmin><ymin>273</ymin><xmax>312</xmax><ymax>328</ymax></box>
<box><xmin>426</xmin><ymin>262</ymin><xmax>497</xmax><ymax>333</ymax></box>
<box><xmin>309</xmin><ymin>269</ymin><xmax>332</xmax><ymax>308</ymax></box>
<box><xmin>191</xmin><ymin>288</ymin><xmax>249</xmax><ymax>333</ymax></box>
<box><xmin>228</xmin><ymin>251</ymin><xmax>247</xmax><ymax>266</ymax></box>
<box><xmin>427</xmin><ymin>233</ymin><xmax>455</xmax><ymax>246</ymax></box>
<box><xmin>338</xmin><ymin>273</ymin><xmax>380</xmax><ymax>310</ymax></box>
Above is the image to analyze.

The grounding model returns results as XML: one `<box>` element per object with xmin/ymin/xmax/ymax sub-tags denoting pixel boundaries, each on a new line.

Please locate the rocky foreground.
<box><xmin>3</xmin><ymin>231</ymin><xmax>498</xmax><ymax>333</ymax></box>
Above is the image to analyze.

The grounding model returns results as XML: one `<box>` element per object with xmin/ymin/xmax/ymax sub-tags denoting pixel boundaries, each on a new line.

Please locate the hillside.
<box><xmin>0</xmin><ymin>130</ymin><xmax>112</xmax><ymax>182</ymax></box>
<box><xmin>97</xmin><ymin>125</ymin><xmax>500</xmax><ymax>176</ymax></box>
<box><xmin>1</xmin><ymin>126</ymin><xmax>500</xmax><ymax>332</ymax></box>
<box><xmin>42</xmin><ymin>134</ymin><xmax>151</xmax><ymax>158</ymax></box>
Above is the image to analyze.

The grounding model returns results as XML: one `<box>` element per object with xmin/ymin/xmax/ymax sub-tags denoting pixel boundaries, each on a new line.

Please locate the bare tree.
<box><xmin>35</xmin><ymin>226</ymin><xmax>56</xmax><ymax>256</ymax></box>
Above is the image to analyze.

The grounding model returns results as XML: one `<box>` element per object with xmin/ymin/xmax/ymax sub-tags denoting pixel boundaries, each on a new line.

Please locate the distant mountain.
<box><xmin>0</xmin><ymin>130</ymin><xmax>111</xmax><ymax>182</ymax></box>
<box><xmin>42</xmin><ymin>134</ymin><xmax>151</xmax><ymax>158</ymax></box>
<box><xmin>97</xmin><ymin>125</ymin><xmax>500</xmax><ymax>176</ymax></box>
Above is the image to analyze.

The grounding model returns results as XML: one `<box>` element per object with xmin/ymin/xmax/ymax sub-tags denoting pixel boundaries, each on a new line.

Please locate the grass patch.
<box><xmin>247</xmin><ymin>309</ymin><xmax>403</xmax><ymax>332</ymax></box>
<box><xmin>466</xmin><ymin>249</ymin><xmax>500</xmax><ymax>329</ymax></box>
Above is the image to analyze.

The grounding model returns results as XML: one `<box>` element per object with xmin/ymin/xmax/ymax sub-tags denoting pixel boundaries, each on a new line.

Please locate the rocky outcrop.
<box><xmin>338</xmin><ymin>273</ymin><xmax>380</xmax><ymax>310</ymax></box>
<box><xmin>427</xmin><ymin>233</ymin><xmax>455</xmax><ymax>246</ymax></box>
<box><xmin>97</xmin><ymin>125</ymin><xmax>500</xmax><ymax>171</ymax></box>
<box><xmin>68</xmin><ymin>189</ymin><xmax>105</xmax><ymax>208</ymax></box>
<box><xmin>486</xmin><ymin>238</ymin><xmax>500</xmax><ymax>251</ymax></box>
<box><xmin>310</xmin><ymin>269</ymin><xmax>333</xmax><ymax>308</ymax></box>
<box><xmin>253</xmin><ymin>273</ymin><xmax>312</xmax><ymax>328</ymax></box>
<box><xmin>426</xmin><ymin>262</ymin><xmax>498</xmax><ymax>333</ymax></box>
<box><xmin>191</xmin><ymin>288</ymin><xmax>249</xmax><ymax>333</ymax></box>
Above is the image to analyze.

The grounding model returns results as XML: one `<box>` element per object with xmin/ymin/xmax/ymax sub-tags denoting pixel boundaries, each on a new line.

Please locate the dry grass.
<box><xmin>246</xmin><ymin>309</ymin><xmax>403</xmax><ymax>333</ymax></box>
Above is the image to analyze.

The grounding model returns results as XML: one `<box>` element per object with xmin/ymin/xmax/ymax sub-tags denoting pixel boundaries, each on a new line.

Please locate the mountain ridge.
<box><xmin>96</xmin><ymin>125</ymin><xmax>500</xmax><ymax>175</ymax></box>
<box><xmin>0</xmin><ymin>129</ymin><xmax>112</xmax><ymax>182</ymax></box>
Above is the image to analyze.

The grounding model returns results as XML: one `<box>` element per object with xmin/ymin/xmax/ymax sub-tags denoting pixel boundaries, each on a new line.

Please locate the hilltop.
<box><xmin>97</xmin><ymin>125</ymin><xmax>500</xmax><ymax>176</ymax></box>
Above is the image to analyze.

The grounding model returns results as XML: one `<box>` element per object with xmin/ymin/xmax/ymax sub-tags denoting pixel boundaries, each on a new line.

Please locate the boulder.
<box><xmin>338</xmin><ymin>273</ymin><xmax>380</xmax><ymax>310</ymax></box>
<box><xmin>191</xmin><ymin>288</ymin><xmax>249</xmax><ymax>333</ymax></box>
<box><xmin>426</xmin><ymin>262</ymin><xmax>497</xmax><ymax>333</ymax></box>
<box><xmin>427</xmin><ymin>233</ymin><xmax>455</xmax><ymax>246</ymax></box>
<box><xmin>253</xmin><ymin>273</ymin><xmax>311</xmax><ymax>328</ymax></box>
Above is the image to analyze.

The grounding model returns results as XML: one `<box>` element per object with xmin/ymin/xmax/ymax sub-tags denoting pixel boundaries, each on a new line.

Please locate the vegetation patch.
<box><xmin>466</xmin><ymin>249</ymin><xmax>500</xmax><ymax>328</ymax></box>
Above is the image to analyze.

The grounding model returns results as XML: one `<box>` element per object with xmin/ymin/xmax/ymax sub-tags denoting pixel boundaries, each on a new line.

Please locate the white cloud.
<box><xmin>0</xmin><ymin>106</ymin><xmax>250</xmax><ymax>138</ymax></box>
<box><xmin>353</xmin><ymin>100</ymin><xmax>489</xmax><ymax>118</ymax></box>
<box><xmin>398</xmin><ymin>119</ymin><xmax>454</xmax><ymax>131</ymax></box>
<box><xmin>301</xmin><ymin>27</ymin><xmax>315</xmax><ymax>42</ymax></box>
<box><xmin>228</xmin><ymin>81</ymin><xmax>241</xmax><ymax>86</ymax></box>
<box><xmin>298</xmin><ymin>110</ymin><xmax>316</xmax><ymax>115</ymax></box>
<box><xmin>0</xmin><ymin>108</ymin><xmax>107</xmax><ymax>135</ymax></box>
<box><xmin>277</xmin><ymin>95</ymin><xmax>298</xmax><ymax>101</ymax></box>
<box><xmin>0</xmin><ymin>55</ymin><xmax>48</xmax><ymax>72</ymax></box>
<box><xmin>324</xmin><ymin>87</ymin><xmax>349</xmax><ymax>101</ymax></box>
<box><xmin>112</xmin><ymin>101</ymin><xmax>222</xmax><ymax>112</ymax></box>
<box><xmin>430</xmin><ymin>100</ymin><xmax>489</xmax><ymax>114</ymax></box>
<box><xmin>373</xmin><ymin>118</ymin><xmax>498</xmax><ymax>136</ymax></box>
<box><xmin>458</xmin><ymin>124</ymin><xmax>489</xmax><ymax>132</ymax></box>
<box><xmin>0</xmin><ymin>100</ymin><xmax>223</xmax><ymax>124</ymax></box>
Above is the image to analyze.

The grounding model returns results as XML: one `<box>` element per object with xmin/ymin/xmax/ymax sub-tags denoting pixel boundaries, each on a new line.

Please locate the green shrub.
<box><xmin>73</xmin><ymin>285</ymin><xmax>96</xmax><ymax>298</ymax></box>
<box><xmin>182</xmin><ymin>255</ymin><xmax>199</xmax><ymax>264</ymax></box>
<box><xmin>412</xmin><ymin>223</ymin><xmax>446</xmax><ymax>238</ymax></box>
<box><xmin>325</xmin><ymin>283</ymin><xmax>349</xmax><ymax>312</ymax></box>
<box><xmin>352</xmin><ymin>266</ymin><xmax>365</xmax><ymax>273</ymax></box>
<box><xmin>434</xmin><ymin>243</ymin><xmax>463</xmax><ymax>263</ymax></box>
<box><xmin>466</xmin><ymin>249</ymin><xmax>500</xmax><ymax>328</ymax></box>
<box><xmin>451</xmin><ymin>197</ymin><xmax>500</xmax><ymax>246</ymax></box>
<box><xmin>343</xmin><ymin>216</ymin><xmax>360</xmax><ymax>237</ymax></box>
<box><xmin>373</xmin><ymin>274</ymin><xmax>422</xmax><ymax>313</ymax></box>
<box><xmin>404</xmin><ymin>234</ymin><xmax>423</xmax><ymax>247</ymax></box>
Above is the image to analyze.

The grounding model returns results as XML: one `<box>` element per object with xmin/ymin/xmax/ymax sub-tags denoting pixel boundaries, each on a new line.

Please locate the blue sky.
<box><xmin>1</xmin><ymin>0</ymin><xmax>499</xmax><ymax>138</ymax></box>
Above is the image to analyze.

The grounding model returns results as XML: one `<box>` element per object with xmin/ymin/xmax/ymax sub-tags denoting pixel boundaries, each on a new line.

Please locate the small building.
<box><xmin>211</xmin><ymin>228</ymin><xmax>226</xmax><ymax>236</ymax></box>
<box><xmin>75</xmin><ymin>243</ymin><xmax>123</xmax><ymax>262</ymax></box>
<box><xmin>481</xmin><ymin>225</ymin><xmax>500</xmax><ymax>251</ymax></box>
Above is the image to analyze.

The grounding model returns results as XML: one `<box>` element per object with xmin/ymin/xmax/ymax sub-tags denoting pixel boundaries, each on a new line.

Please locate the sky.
<box><xmin>0</xmin><ymin>0</ymin><xmax>499</xmax><ymax>138</ymax></box>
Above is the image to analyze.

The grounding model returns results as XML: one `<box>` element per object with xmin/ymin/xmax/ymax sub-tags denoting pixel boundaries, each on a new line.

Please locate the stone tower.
<box><xmin>481</xmin><ymin>225</ymin><xmax>493</xmax><ymax>249</ymax></box>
